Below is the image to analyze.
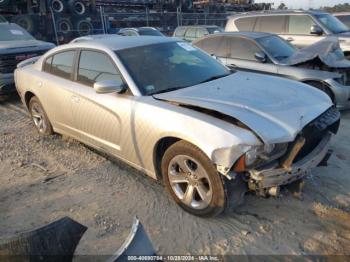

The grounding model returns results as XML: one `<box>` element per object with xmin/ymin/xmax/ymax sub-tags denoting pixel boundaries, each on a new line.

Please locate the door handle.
<box><xmin>71</xmin><ymin>95</ymin><xmax>80</xmax><ymax>103</ymax></box>
<box><xmin>37</xmin><ymin>81</ymin><xmax>42</xmax><ymax>87</ymax></box>
<box><xmin>287</xmin><ymin>37</ymin><xmax>294</xmax><ymax>42</ymax></box>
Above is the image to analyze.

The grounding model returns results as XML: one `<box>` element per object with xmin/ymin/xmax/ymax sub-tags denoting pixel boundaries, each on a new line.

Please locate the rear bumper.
<box><xmin>249</xmin><ymin>132</ymin><xmax>332</xmax><ymax>189</ymax></box>
<box><xmin>0</xmin><ymin>73</ymin><xmax>16</xmax><ymax>95</ymax></box>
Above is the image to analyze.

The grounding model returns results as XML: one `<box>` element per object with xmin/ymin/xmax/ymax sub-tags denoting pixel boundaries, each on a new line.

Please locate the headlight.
<box><xmin>243</xmin><ymin>143</ymin><xmax>288</xmax><ymax>168</ymax></box>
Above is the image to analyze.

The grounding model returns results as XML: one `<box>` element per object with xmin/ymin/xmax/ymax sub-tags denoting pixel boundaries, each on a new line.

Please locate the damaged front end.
<box><xmin>240</xmin><ymin>106</ymin><xmax>340</xmax><ymax>197</ymax></box>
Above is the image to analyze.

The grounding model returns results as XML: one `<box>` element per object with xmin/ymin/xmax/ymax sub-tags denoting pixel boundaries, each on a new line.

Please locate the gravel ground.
<box><xmin>1</xmin><ymin>96</ymin><xmax>350</xmax><ymax>256</ymax></box>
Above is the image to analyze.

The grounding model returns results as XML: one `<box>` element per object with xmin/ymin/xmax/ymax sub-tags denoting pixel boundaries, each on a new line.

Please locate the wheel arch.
<box><xmin>302</xmin><ymin>79</ymin><xmax>335</xmax><ymax>102</ymax></box>
<box><xmin>24</xmin><ymin>91</ymin><xmax>36</xmax><ymax>109</ymax></box>
<box><xmin>153</xmin><ymin>136</ymin><xmax>181</xmax><ymax>180</ymax></box>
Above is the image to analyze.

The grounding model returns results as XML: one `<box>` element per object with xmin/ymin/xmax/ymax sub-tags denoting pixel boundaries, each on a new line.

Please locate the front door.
<box><xmin>70</xmin><ymin>50</ymin><xmax>131</xmax><ymax>156</ymax></box>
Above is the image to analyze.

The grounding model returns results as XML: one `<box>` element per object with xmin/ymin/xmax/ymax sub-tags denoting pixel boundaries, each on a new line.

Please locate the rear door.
<box><xmin>39</xmin><ymin>50</ymin><xmax>78</xmax><ymax>135</ymax></box>
<box><xmin>226</xmin><ymin>36</ymin><xmax>278</xmax><ymax>75</ymax></box>
<box><xmin>282</xmin><ymin>15</ymin><xmax>325</xmax><ymax>48</ymax></box>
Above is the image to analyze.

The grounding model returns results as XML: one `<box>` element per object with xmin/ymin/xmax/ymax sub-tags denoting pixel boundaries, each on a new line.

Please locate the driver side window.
<box><xmin>228</xmin><ymin>37</ymin><xmax>261</xmax><ymax>61</ymax></box>
<box><xmin>77</xmin><ymin>50</ymin><xmax>124</xmax><ymax>87</ymax></box>
<box><xmin>288</xmin><ymin>15</ymin><xmax>316</xmax><ymax>35</ymax></box>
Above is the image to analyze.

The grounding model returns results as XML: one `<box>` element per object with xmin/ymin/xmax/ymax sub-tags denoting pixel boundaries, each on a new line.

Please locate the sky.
<box><xmin>254</xmin><ymin>0</ymin><xmax>349</xmax><ymax>9</ymax></box>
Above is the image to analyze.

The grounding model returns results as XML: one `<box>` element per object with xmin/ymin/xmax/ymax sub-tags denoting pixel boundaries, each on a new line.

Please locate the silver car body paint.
<box><xmin>15</xmin><ymin>36</ymin><xmax>333</xmax><ymax>180</ymax></box>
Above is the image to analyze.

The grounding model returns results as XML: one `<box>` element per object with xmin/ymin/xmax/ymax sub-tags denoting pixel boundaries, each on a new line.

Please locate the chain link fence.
<box><xmin>3</xmin><ymin>7</ymin><xmax>233</xmax><ymax>43</ymax></box>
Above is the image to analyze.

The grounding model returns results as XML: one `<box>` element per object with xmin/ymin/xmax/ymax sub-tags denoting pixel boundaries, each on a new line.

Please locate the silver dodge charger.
<box><xmin>15</xmin><ymin>36</ymin><xmax>340</xmax><ymax>217</ymax></box>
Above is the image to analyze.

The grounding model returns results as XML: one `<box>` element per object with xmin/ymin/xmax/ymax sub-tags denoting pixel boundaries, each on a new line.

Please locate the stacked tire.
<box><xmin>0</xmin><ymin>0</ymin><xmax>10</xmax><ymax>8</ymax></box>
<box><xmin>49</xmin><ymin>0</ymin><xmax>94</xmax><ymax>40</ymax></box>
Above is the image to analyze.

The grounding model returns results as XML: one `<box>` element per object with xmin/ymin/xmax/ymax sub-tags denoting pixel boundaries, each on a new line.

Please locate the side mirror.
<box><xmin>254</xmin><ymin>52</ymin><xmax>267</xmax><ymax>63</ymax></box>
<box><xmin>310</xmin><ymin>25</ymin><xmax>323</xmax><ymax>35</ymax></box>
<box><xmin>211</xmin><ymin>54</ymin><xmax>218</xmax><ymax>60</ymax></box>
<box><xmin>94</xmin><ymin>80</ymin><xmax>125</xmax><ymax>94</ymax></box>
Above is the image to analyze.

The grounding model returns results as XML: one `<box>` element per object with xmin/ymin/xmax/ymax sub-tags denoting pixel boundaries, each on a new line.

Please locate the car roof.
<box><xmin>229</xmin><ymin>9</ymin><xmax>329</xmax><ymax>19</ymax></box>
<box><xmin>119</xmin><ymin>27</ymin><xmax>158</xmax><ymax>32</ymax></box>
<box><xmin>67</xmin><ymin>35</ymin><xmax>177</xmax><ymax>51</ymax></box>
<box><xmin>196</xmin><ymin>31</ymin><xmax>273</xmax><ymax>40</ymax></box>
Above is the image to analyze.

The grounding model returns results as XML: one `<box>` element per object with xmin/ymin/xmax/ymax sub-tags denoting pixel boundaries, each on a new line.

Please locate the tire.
<box><xmin>75</xmin><ymin>18</ymin><xmax>93</xmax><ymax>36</ymax></box>
<box><xmin>0</xmin><ymin>0</ymin><xmax>11</xmax><ymax>8</ymax></box>
<box><xmin>56</xmin><ymin>17</ymin><xmax>73</xmax><ymax>36</ymax></box>
<box><xmin>68</xmin><ymin>0</ymin><xmax>86</xmax><ymax>16</ymax></box>
<box><xmin>12</xmin><ymin>15</ymin><xmax>35</xmax><ymax>33</ymax></box>
<box><xmin>48</xmin><ymin>0</ymin><xmax>67</xmax><ymax>13</ymax></box>
<box><xmin>306</xmin><ymin>81</ymin><xmax>335</xmax><ymax>103</ymax></box>
<box><xmin>161</xmin><ymin>140</ymin><xmax>226</xmax><ymax>217</ymax></box>
<box><xmin>29</xmin><ymin>96</ymin><xmax>53</xmax><ymax>136</ymax></box>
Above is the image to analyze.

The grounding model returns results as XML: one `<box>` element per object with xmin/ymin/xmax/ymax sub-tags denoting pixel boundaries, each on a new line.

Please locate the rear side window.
<box><xmin>198</xmin><ymin>36</ymin><xmax>228</xmax><ymax>57</ymax></box>
<box><xmin>77</xmin><ymin>50</ymin><xmax>123</xmax><ymax>87</ymax></box>
<box><xmin>50</xmin><ymin>51</ymin><xmax>75</xmax><ymax>79</ymax></box>
<box><xmin>196</xmin><ymin>28</ymin><xmax>208</xmax><ymax>38</ymax></box>
<box><xmin>228</xmin><ymin>37</ymin><xmax>261</xmax><ymax>61</ymax></box>
<box><xmin>288</xmin><ymin>15</ymin><xmax>316</xmax><ymax>34</ymax></box>
<box><xmin>43</xmin><ymin>56</ymin><xmax>53</xmax><ymax>73</ymax></box>
<box><xmin>254</xmin><ymin>16</ymin><xmax>287</xmax><ymax>33</ymax></box>
<box><xmin>174</xmin><ymin>27</ymin><xmax>186</xmax><ymax>37</ymax></box>
<box><xmin>185</xmin><ymin>28</ymin><xmax>196</xmax><ymax>38</ymax></box>
<box><xmin>234</xmin><ymin>17</ymin><xmax>257</xmax><ymax>31</ymax></box>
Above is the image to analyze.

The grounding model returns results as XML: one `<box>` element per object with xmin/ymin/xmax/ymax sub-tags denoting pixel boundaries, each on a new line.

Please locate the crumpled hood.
<box><xmin>0</xmin><ymin>40</ymin><xmax>55</xmax><ymax>55</ymax></box>
<box><xmin>281</xmin><ymin>37</ymin><xmax>350</xmax><ymax>68</ymax></box>
<box><xmin>154</xmin><ymin>72</ymin><xmax>332</xmax><ymax>144</ymax></box>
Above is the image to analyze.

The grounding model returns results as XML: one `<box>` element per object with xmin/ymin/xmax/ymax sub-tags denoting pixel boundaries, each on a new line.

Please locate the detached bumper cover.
<box><xmin>250</xmin><ymin>132</ymin><xmax>332</xmax><ymax>188</ymax></box>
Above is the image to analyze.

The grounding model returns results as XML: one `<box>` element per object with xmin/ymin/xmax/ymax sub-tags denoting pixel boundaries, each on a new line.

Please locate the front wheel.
<box><xmin>29</xmin><ymin>96</ymin><xmax>53</xmax><ymax>136</ymax></box>
<box><xmin>161</xmin><ymin>141</ymin><xmax>226</xmax><ymax>217</ymax></box>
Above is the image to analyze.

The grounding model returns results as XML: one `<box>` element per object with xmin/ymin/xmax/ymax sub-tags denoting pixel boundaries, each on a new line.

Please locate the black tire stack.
<box><xmin>48</xmin><ymin>0</ymin><xmax>94</xmax><ymax>42</ymax></box>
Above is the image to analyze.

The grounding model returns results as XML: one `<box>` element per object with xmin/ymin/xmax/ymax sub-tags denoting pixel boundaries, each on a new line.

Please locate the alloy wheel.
<box><xmin>31</xmin><ymin>102</ymin><xmax>47</xmax><ymax>133</ymax></box>
<box><xmin>168</xmin><ymin>155</ymin><xmax>213</xmax><ymax>210</ymax></box>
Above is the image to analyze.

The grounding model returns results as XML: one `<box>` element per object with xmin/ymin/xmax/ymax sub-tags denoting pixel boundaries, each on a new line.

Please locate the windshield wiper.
<box><xmin>198</xmin><ymin>74</ymin><xmax>230</xmax><ymax>84</ymax></box>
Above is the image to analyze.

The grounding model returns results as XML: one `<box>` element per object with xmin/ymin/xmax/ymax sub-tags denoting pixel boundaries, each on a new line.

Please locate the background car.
<box><xmin>173</xmin><ymin>25</ymin><xmax>223</xmax><ymax>42</ymax></box>
<box><xmin>70</xmin><ymin>34</ymin><xmax>122</xmax><ymax>43</ymax></box>
<box><xmin>15</xmin><ymin>36</ymin><xmax>339</xmax><ymax>217</ymax></box>
<box><xmin>0</xmin><ymin>22</ymin><xmax>55</xmax><ymax>96</ymax></box>
<box><xmin>117</xmin><ymin>27</ymin><xmax>164</xmax><ymax>36</ymax></box>
<box><xmin>193</xmin><ymin>32</ymin><xmax>350</xmax><ymax>110</ymax></box>
<box><xmin>334</xmin><ymin>13</ymin><xmax>350</xmax><ymax>28</ymax></box>
<box><xmin>225</xmin><ymin>10</ymin><xmax>350</xmax><ymax>58</ymax></box>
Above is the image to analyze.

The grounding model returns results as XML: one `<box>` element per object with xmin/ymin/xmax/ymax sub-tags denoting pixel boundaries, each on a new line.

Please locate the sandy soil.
<box><xmin>1</xmin><ymin>96</ymin><xmax>350</xmax><ymax>256</ymax></box>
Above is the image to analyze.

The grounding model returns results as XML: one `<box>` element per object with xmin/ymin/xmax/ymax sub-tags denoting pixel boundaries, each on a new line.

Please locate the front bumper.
<box><xmin>325</xmin><ymin>79</ymin><xmax>350</xmax><ymax>110</ymax></box>
<box><xmin>249</xmin><ymin>132</ymin><xmax>332</xmax><ymax>189</ymax></box>
<box><xmin>0</xmin><ymin>73</ymin><xmax>16</xmax><ymax>95</ymax></box>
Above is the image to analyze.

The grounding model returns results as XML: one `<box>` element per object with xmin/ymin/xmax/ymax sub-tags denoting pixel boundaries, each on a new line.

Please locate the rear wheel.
<box><xmin>162</xmin><ymin>141</ymin><xmax>226</xmax><ymax>217</ymax></box>
<box><xmin>29</xmin><ymin>96</ymin><xmax>53</xmax><ymax>136</ymax></box>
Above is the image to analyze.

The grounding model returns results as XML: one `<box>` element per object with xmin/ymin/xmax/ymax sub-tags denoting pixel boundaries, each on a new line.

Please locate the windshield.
<box><xmin>139</xmin><ymin>29</ymin><xmax>164</xmax><ymax>36</ymax></box>
<box><xmin>116</xmin><ymin>42</ymin><xmax>230</xmax><ymax>95</ymax></box>
<box><xmin>314</xmin><ymin>13</ymin><xmax>349</xmax><ymax>34</ymax></box>
<box><xmin>0</xmin><ymin>24</ymin><xmax>34</xmax><ymax>41</ymax></box>
<box><xmin>257</xmin><ymin>35</ymin><xmax>297</xmax><ymax>62</ymax></box>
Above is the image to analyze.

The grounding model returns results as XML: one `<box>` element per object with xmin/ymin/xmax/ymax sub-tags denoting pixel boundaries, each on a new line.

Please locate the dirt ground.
<box><xmin>1</xmin><ymin>96</ymin><xmax>350</xmax><ymax>257</ymax></box>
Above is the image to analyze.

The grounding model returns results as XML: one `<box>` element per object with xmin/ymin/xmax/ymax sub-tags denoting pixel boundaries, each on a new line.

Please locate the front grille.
<box><xmin>0</xmin><ymin>50</ymin><xmax>47</xmax><ymax>74</ymax></box>
<box><xmin>294</xmin><ymin>106</ymin><xmax>340</xmax><ymax>162</ymax></box>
